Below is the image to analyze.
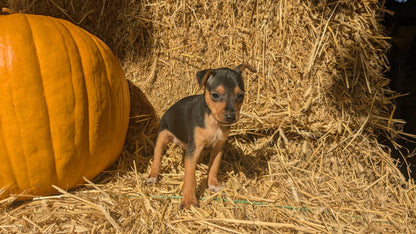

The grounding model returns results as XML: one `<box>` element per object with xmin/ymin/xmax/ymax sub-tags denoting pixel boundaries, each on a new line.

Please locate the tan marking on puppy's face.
<box><xmin>205</xmin><ymin>85</ymin><xmax>227</xmax><ymax>123</ymax></box>
<box><xmin>233</xmin><ymin>86</ymin><xmax>244</xmax><ymax>122</ymax></box>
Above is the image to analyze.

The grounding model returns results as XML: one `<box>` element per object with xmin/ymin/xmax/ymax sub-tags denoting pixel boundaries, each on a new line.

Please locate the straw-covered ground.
<box><xmin>1</xmin><ymin>0</ymin><xmax>416</xmax><ymax>233</ymax></box>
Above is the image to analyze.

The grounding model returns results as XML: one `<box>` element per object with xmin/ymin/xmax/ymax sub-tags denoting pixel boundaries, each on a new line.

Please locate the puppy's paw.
<box><xmin>146</xmin><ymin>177</ymin><xmax>158</xmax><ymax>185</ymax></box>
<box><xmin>180</xmin><ymin>196</ymin><xmax>199</xmax><ymax>209</ymax></box>
<box><xmin>208</xmin><ymin>185</ymin><xmax>223</xmax><ymax>192</ymax></box>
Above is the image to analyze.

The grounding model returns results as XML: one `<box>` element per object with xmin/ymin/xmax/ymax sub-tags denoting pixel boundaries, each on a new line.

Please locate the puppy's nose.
<box><xmin>224</xmin><ymin>113</ymin><xmax>236</xmax><ymax>122</ymax></box>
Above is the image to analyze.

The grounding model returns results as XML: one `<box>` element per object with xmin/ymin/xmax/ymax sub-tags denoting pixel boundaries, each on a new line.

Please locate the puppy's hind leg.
<box><xmin>181</xmin><ymin>146</ymin><xmax>204</xmax><ymax>209</ymax></box>
<box><xmin>147</xmin><ymin>130</ymin><xmax>172</xmax><ymax>184</ymax></box>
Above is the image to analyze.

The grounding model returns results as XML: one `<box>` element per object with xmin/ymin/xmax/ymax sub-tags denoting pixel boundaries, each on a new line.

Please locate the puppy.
<box><xmin>147</xmin><ymin>64</ymin><xmax>256</xmax><ymax>208</ymax></box>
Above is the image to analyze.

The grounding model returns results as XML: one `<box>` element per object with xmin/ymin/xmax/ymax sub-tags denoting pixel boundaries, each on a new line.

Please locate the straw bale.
<box><xmin>1</xmin><ymin>0</ymin><xmax>416</xmax><ymax>233</ymax></box>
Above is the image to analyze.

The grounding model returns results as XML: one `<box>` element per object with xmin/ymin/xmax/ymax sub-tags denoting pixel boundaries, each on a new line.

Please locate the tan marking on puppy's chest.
<box><xmin>194</xmin><ymin>114</ymin><xmax>229</xmax><ymax>149</ymax></box>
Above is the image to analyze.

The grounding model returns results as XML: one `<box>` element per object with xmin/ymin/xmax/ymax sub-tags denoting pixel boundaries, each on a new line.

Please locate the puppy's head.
<box><xmin>197</xmin><ymin>64</ymin><xmax>256</xmax><ymax>125</ymax></box>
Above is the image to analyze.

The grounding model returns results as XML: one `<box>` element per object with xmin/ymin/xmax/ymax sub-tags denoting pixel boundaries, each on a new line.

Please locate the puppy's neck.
<box><xmin>205</xmin><ymin>113</ymin><xmax>231</xmax><ymax>132</ymax></box>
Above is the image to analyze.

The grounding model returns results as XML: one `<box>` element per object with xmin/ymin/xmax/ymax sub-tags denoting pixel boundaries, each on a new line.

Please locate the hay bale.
<box><xmin>1</xmin><ymin>0</ymin><xmax>415</xmax><ymax>233</ymax></box>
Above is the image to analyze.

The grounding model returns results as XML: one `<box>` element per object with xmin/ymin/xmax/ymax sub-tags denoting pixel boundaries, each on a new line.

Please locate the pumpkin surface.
<box><xmin>0</xmin><ymin>14</ymin><xmax>130</xmax><ymax>199</ymax></box>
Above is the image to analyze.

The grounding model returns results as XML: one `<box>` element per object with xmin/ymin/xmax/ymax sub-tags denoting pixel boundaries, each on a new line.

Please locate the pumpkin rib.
<box><xmin>0</xmin><ymin>15</ymin><xmax>35</xmax><ymax>195</ymax></box>
<box><xmin>0</xmin><ymin>74</ymin><xmax>28</xmax><ymax>195</ymax></box>
<box><xmin>81</xmin><ymin>29</ymin><xmax>129</xmax><ymax>175</ymax></box>
<box><xmin>72</xmin><ymin>27</ymin><xmax>98</xmax><ymax>163</ymax></box>
<box><xmin>59</xmin><ymin>18</ymin><xmax>115</xmax><ymax>178</ymax></box>
<box><xmin>88</xmin><ymin>36</ymin><xmax>114</xmax><ymax>168</ymax></box>
<box><xmin>57</xmin><ymin>20</ymin><xmax>99</xmax><ymax>179</ymax></box>
<box><xmin>90</xmin><ymin>36</ymin><xmax>130</xmax><ymax>170</ymax></box>
<box><xmin>0</xmin><ymin>52</ymin><xmax>18</xmax><ymax>194</ymax></box>
<box><xmin>0</xmin><ymin>102</ymin><xmax>19</xmax><ymax>195</ymax></box>
<box><xmin>7</xmin><ymin>68</ymin><xmax>30</xmax><ymax>195</ymax></box>
<box><xmin>25</xmin><ymin>15</ymin><xmax>60</xmax><ymax>188</ymax></box>
<box><xmin>46</xmin><ymin>17</ymin><xmax>87</xmax><ymax>184</ymax></box>
<box><xmin>8</xmin><ymin>15</ymin><xmax>43</xmax><ymax>193</ymax></box>
<box><xmin>70</xmin><ymin>21</ymin><xmax>128</xmax><ymax>176</ymax></box>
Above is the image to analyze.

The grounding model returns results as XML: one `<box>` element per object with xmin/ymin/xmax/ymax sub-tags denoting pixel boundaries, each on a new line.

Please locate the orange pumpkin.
<box><xmin>0</xmin><ymin>13</ymin><xmax>130</xmax><ymax>199</ymax></box>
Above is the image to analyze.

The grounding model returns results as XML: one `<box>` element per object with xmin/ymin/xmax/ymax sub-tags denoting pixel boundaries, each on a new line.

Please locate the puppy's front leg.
<box><xmin>207</xmin><ymin>142</ymin><xmax>225</xmax><ymax>192</ymax></box>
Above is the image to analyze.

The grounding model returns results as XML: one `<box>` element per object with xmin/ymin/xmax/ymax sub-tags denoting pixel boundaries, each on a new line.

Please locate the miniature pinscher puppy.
<box><xmin>147</xmin><ymin>64</ymin><xmax>256</xmax><ymax>209</ymax></box>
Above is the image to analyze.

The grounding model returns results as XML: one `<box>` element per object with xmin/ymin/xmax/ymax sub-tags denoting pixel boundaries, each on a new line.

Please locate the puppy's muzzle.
<box><xmin>224</xmin><ymin>113</ymin><xmax>236</xmax><ymax>123</ymax></box>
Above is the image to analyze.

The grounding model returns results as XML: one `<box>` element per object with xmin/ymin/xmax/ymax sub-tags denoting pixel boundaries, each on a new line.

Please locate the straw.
<box><xmin>1</xmin><ymin>0</ymin><xmax>415</xmax><ymax>233</ymax></box>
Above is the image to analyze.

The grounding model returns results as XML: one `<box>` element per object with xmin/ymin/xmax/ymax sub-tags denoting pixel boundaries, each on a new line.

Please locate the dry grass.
<box><xmin>1</xmin><ymin>0</ymin><xmax>416</xmax><ymax>233</ymax></box>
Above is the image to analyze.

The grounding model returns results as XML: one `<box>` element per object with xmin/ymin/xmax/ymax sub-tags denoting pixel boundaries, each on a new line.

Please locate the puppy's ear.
<box><xmin>234</xmin><ymin>64</ymin><xmax>257</xmax><ymax>75</ymax></box>
<box><xmin>196</xmin><ymin>69</ymin><xmax>213</xmax><ymax>88</ymax></box>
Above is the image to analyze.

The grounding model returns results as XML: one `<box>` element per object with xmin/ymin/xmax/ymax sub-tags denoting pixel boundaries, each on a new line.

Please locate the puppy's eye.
<box><xmin>211</xmin><ymin>93</ymin><xmax>221</xmax><ymax>101</ymax></box>
<box><xmin>236</xmin><ymin>93</ymin><xmax>244</xmax><ymax>102</ymax></box>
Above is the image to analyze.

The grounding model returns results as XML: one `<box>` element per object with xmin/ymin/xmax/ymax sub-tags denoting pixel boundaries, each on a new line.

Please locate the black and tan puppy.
<box><xmin>147</xmin><ymin>64</ymin><xmax>256</xmax><ymax>209</ymax></box>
